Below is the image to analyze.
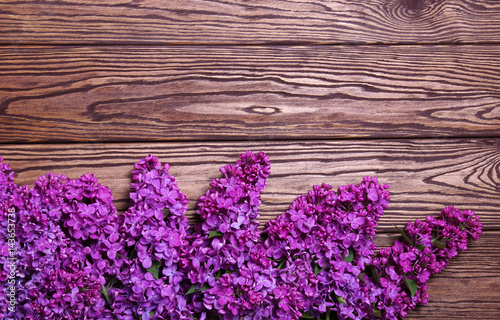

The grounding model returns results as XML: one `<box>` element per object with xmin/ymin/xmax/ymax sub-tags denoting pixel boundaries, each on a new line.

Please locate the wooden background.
<box><xmin>1</xmin><ymin>0</ymin><xmax>499</xmax><ymax>318</ymax></box>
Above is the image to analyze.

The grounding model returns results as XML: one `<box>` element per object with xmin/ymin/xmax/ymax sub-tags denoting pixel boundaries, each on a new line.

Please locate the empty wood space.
<box><xmin>0</xmin><ymin>0</ymin><xmax>499</xmax><ymax>319</ymax></box>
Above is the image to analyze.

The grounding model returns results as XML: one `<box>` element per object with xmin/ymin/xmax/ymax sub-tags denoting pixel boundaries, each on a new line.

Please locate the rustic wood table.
<box><xmin>1</xmin><ymin>0</ymin><xmax>499</xmax><ymax>319</ymax></box>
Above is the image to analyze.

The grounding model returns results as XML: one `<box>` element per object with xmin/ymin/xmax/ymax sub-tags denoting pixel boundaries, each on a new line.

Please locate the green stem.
<box><xmin>101</xmin><ymin>285</ymin><xmax>111</xmax><ymax>305</ymax></box>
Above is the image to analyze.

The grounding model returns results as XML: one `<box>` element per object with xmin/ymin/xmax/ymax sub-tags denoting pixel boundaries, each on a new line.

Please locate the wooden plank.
<box><xmin>0</xmin><ymin>0</ymin><xmax>499</xmax><ymax>44</ymax></box>
<box><xmin>375</xmin><ymin>231</ymin><xmax>500</xmax><ymax>320</ymax></box>
<box><xmin>0</xmin><ymin>139</ymin><xmax>498</xmax><ymax>231</ymax></box>
<box><xmin>1</xmin><ymin>45</ymin><xmax>499</xmax><ymax>142</ymax></box>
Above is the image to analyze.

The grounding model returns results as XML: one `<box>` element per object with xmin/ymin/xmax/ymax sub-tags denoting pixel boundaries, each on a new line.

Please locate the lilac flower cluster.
<box><xmin>180</xmin><ymin>155</ymin><xmax>393</xmax><ymax>320</ymax></box>
<box><xmin>113</xmin><ymin>154</ymin><xmax>190</xmax><ymax>320</ymax></box>
<box><xmin>182</xmin><ymin>151</ymin><xmax>274</xmax><ymax>319</ymax></box>
<box><xmin>263</xmin><ymin>178</ymin><xmax>391</xmax><ymax>319</ymax></box>
<box><xmin>0</xmin><ymin>157</ymin><xmax>120</xmax><ymax>319</ymax></box>
<box><xmin>0</xmin><ymin>155</ymin><xmax>191</xmax><ymax>320</ymax></box>
<box><xmin>358</xmin><ymin>206</ymin><xmax>482</xmax><ymax>319</ymax></box>
<box><xmin>0</xmin><ymin>152</ymin><xmax>483</xmax><ymax>320</ymax></box>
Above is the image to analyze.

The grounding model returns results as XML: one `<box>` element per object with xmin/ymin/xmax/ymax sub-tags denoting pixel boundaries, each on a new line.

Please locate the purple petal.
<box><xmin>142</xmin><ymin>256</ymin><xmax>152</xmax><ymax>268</ymax></box>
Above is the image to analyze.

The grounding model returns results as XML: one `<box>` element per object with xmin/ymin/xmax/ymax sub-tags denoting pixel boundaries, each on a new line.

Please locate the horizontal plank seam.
<box><xmin>2</xmin><ymin>41</ymin><xmax>500</xmax><ymax>47</ymax></box>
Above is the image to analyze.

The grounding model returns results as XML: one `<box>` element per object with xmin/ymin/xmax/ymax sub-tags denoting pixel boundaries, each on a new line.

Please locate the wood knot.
<box><xmin>244</xmin><ymin>106</ymin><xmax>281</xmax><ymax>115</ymax></box>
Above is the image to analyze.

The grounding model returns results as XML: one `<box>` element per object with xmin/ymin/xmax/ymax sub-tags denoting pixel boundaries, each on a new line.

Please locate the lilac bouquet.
<box><xmin>0</xmin><ymin>152</ymin><xmax>482</xmax><ymax>320</ymax></box>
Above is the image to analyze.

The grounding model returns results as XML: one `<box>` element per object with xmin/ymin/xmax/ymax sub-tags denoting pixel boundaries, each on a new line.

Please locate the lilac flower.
<box><xmin>113</xmin><ymin>154</ymin><xmax>191</xmax><ymax>319</ymax></box>
<box><xmin>0</xmin><ymin>161</ymin><xmax>118</xmax><ymax>319</ymax></box>
<box><xmin>359</xmin><ymin>206</ymin><xmax>482</xmax><ymax>319</ymax></box>
<box><xmin>263</xmin><ymin>178</ymin><xmax>390</xmax><ymax>319</ymax></box>
<box><xmin>183</xmin><ymin>151</ymin><xmax>273</xmax><ymax>319</ymax></box>
<box><xmin>0</xmin><ymin>154</ymin><xmax>483</xmax><ymax>320</ymax></box>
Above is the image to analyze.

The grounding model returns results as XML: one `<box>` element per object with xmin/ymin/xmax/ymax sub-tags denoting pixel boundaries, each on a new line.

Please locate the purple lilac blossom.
<box><xmin>114</xmin><ymin>154</ymin><xmax>190</xmax><ymax>320</ymax></box>
<box><xmin>182</xmin><ymin>151</ymin><xmax>273</xmax><ymax>320</ymax></box>
<box><xmin>0</xmin><ymin>155</ymin><xmax>191</xmax><ymax>320</ymax></box>
<box><xmin>0</xmin><ymin>153</ymin><xmax>483</xmax><ymax>320</ymax></box>
<box><xmin>263</xmin><ymin>177</ymin><xmax>391</xmax><ymax>319</ymax></box>
<box><xmin>359</xmin><ymin>206</ymin><xmax>483</xmax><ymax>319</ymax></box>
<box><xmin>0</xmin><ymin>157</ymin><xmax>119</xmax><ymax>319</ymax></box>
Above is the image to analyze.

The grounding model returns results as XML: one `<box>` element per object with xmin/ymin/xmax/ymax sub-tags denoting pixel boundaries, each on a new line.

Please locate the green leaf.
<box><xmin>198</xmin><ymin>283</ymin><xmax>210</xmax><ymax>292</ymax></box>
<box><xmin>196</xmin><ymin>283</ymin><xmax>210</xmax><ymax>292</ymax></box>
<box><xmin>403</xmin><ymin>274</ymin><xmax>418</xmax><ymax>297</ymax></box>
<box><xmin>162</xmin><ymin>208</ymin><xmax>170</xmax><ymax>220</ymax></box>
<box><xmin>277</xmin><ymin>260</ymin><xmax>286</xmax><ymax>270</ymax></box>
<box><xmin>373</xmin><ymin>308</ymin><xmax>381</xmax><ymax>318</ymax></box>
<box><xmin>314</xmin><ymin>263</ymin><xmax>327</xmax><ymax>275</ymax></box>
<box><xmin>336</xmin><ymin>295</ymin><xmax>347</xmax><ymax>304</ymax></box>
<box><xmin>186</xmin><ymin>284</ymin><xmax>198</xmax><ymax>295</ymax></box>
<box><xmin>208</xmin><ymin>231</ymin><xmax>223</xmax><ymax>238</ymax></box>
<box><xmin>314</xmin><ymin>263</ymin><xmax>320</xmax><ymax>275</ymax></box>
<box><xmin>357</xmin><ymin>273</ymin><xmax>366</xmax><ymax>283</ymax></box>
<box><xmin>395</xmin><ymin>226</ymin><xmax>414</xmax><ymax>246</ymax></box>
<box><xmin>432</xmin><ymin>238</ymin><xmax>447</xmax><ymax>249</ymax></box>
<box><xmin>215</xmin><ymin>270</ymin><xmax>222</xmax><ymax>280</ymax></box>
<box><xmin>149</xmin><ymin>310</ymin><xmax>155</xmax><ymax>317</ymax></box>
<box><xmin>342</xmin><ymin>249</ymin><xmax>354</xmax><ymax>263</ymax></box>
<box><xmin>185</xmin><ymin>283</ymin><xmax>210</xmax><ymax>295</ymax></box>
<box><xmin>369</xmin><ymin>265</ymin><xmax>380</xmax><ymax>284</ymax></box>
<box><xmin>299</xmin><ymin>311</ymin><xmax>314</xmax><ymax>319</ymax></box>
<box><xmin>146</xmin><ymin>260</ymin><xmax>161</xmax><ymax>280</ymax></box>
<box><xmin>415</xmin><ymin>244</ymin><xmax>426</xmax><ymax>251</ymax></box>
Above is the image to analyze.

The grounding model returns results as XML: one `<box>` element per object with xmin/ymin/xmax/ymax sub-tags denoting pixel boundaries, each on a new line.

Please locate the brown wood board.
<box><xmin>1</xmin><ymin>139</ymin><xmax>498</xmax><ymax>231</ymax></box>
<box><xmin>0</xmin><ymin>0</ymin><xmax>500</xmax><ymax>45</ymax></box>
<box><xmin>1</xmin><ymin>45</ymin><xmax>500</xmax><ymax>143</ymax></box>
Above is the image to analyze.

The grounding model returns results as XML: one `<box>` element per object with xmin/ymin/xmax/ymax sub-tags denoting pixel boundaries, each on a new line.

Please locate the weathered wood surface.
<box><xmin>0</xmin><ymin>0</ymin><xmax>500</xmax><ymax>44</ymax></box>
<box><xmin>1</xmin><ymin>45</ymin><xmax>500</xmax><ymax>143</ymax></box>
<box><xmin>1</xmin><ymin>0</ymin><xmax>499</xmax><ymax>318</ymax></box>
<box><xmin>1</xmin><ymin>140</ymin><xmax>498</xmax><ymax>231</ymax></box>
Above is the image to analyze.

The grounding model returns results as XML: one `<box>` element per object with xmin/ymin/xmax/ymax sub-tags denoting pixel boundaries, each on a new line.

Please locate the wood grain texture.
<box><xmin>375</xmin><ymin>231</ymin><xmax>500</xmax><ymax>320</ymax></box>
<box><xmin>0</xmin><ymin>0</ymin><xmax>500</xmax><ymax>44</ymax></box>
<box><xmin>1</xmin><ymin>139</ymin><xmax>498</xmax><ymax>231</ymax></box>
<box><xmin>1</xmin><ymin>0</ymin><xmax>499</xmax><ymax>318</ymax></box>
<box><xmin>1</xmin><ymin>45</ymin><xmax>500</xmax><ymax>143</ymax></box>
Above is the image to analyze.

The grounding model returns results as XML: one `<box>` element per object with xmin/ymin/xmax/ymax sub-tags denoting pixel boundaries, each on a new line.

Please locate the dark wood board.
<box><xmin>0</xmin><ymin>0</ymin><xmax>499</xmax><ymax>44</ymax></box>
<box><xmin>1</xmin><ymin>139</ymin><xmax>498</xmax><ymax>231</ymax></box>
<box><xmin>1</xmin><ymin>45</ymin><xmax>499</xmax><ymax>143</ymax></box>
